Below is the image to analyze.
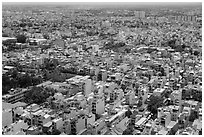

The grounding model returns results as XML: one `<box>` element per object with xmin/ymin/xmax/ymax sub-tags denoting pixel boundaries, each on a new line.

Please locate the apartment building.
<box><xmin>91</xmin><ymin>95</ymin><xmax>105</xmax><ymax>115</ymax></box>
<box><xmin>134</xmin><ymin>11</ymin><xmax>146</xmax><ymax>18</ymax></box>
<box><xmin>66</xmin><ymin>75</ymin><xmax>92</xmax><ymax>97</ymax></box>
<box><xmin>2</xmin><ymin>88</ymin><xmax>29</xmax><ymax>104</ymax></box>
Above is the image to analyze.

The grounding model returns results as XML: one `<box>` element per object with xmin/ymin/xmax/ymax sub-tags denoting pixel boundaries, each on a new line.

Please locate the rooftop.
<box><xmin>167</xmin><ymin>121</ymin><xmax>177</xmax><ymax>129</ymax></box>
<box><xmin>158</xmin><ymin>129</ymin><xmax>168</xmax><ymax>135</ymax></box>
<box><xmin>2</xmin><ymin>102</ymin><xmax>13</xmax><ymax>111</ymax></box>
<box><xmin>2</xmin><ymin>37</ymin><xmax>17</xmax><ymax>41</ymax></box>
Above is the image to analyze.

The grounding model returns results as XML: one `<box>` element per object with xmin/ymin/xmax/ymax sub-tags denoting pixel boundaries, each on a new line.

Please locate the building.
<box><xmin>160</xmin><ymin>111</ymin><xmax>171</xmax><ymax>128</ymax></box>
<box><xmin>86</xmin><ymin>113</ymin><xmax>95</xmax><ymax>127</ymax></box>
<box><xmin>3</xmin><ymin>66</ymin><xmax>16</xmax><ymax>73</ymax></box>
<box><xmin>134</xmin><ymin>11</ymin><xmax>146</xmax><ymax>18</ymax></box>
<box><xmin>126</xmin><ymin>90</ymin><xmax>135</xmax><ymax>105</ymax></box>
<box><xmin>2</xmin><ymin>120</ymin><xmax>28</xmax><ymax>135</ymax></box>
<box><xmin>179</xmin><ymin>107</ymin><xmax>190</xmax><ymax>128</ymax></box>
<box><xmin>70</xmin><ymin>118</ymin><xmax>77</xmax><ymax>135</ymax></box>
<box><xmin>2</xmin><ymin>103</ymin><xmax>13</xmax><ymax>127</ymax></box>
<box><xmin>135</xmin><ymin>117</ymin><xmax>147</xmax><ymax>127</ymax></box>
<box><xmin>91</xmin><ymin>45</ymin><xmax>100</xmax><ymax>53</ymax></box>
<box><xmin>52</xmin><ymin>117</ymin><xmax>64</xmax><ymax>132</ymax></box>
<box><xmin>70</xmin><ymin>115</ymin><xmax>87</xmax><ymax>135</ymax></box>
<box><xmin>174</xmin><ymin>15</ymin><xmax>197</xmax><ymax>22</ymax></box>
<box><xmin>138</xmin><ymin>86</ymin><xmax>148</xmax><ymax>106</ymax></box>
<box><xmin>91</xmin><ymin>95</ymin><xmax>105</xmax><ymax>115</ymax></box>
<box><xmin>92</xmin><ymin>118</ymin><xmax>106</xmax><ymax>134</ymax></box>
<box><xmin>76</xmin><ymin>114</ymin><xmax>86</xmax><ymax>134</ymax></box>
<box><xmin>170</xmin><ymin>106</ymin><xmax>180</xmax><ymax>122</ymax></box>
<box><xmin>29</xmin><ymin>38</ymin><xmax>47</xmax><ymax>46</ymax></box>
<box><xmin>167</xmin><ymin>121</ymin><xmax>179</xmax><ymax>135</ymax></box>
<box><xmin>2</xmin><ymin>88</ymin><xmax>29</xmax><ymax>104</ymax></box>
<box><xmin>152</xmin><ymin>88</ymin><xmax>165</xmax><ymax>97</ymax></box>
<box><xmin>66</xmin><ymin>75</ymin><xmax>92</xmax><ymax>97</ymax></box>
<box><xmin>42</xmin><ymin>121</ymin><xmax>52</xmax><ymax>134</ymax></box>
<box><xmin>32</xmin><ymin>110</ymin><xmax>51</xmax><ymax>126</ymax></box>
<box><xmin>143</xmin><ymin>123</ymin><xmax>152</xmax><ymax>135</ymax></box>
<box><xmin>115</xmin><ymin>110</ymin><xmax>129</xmax><ymax>131</ymax></box>
<box><xmin>192</xmin><ymin>119</ymin><xmax>202</xmax><ymax>132</ymax></box>
<box><xmin>169</xmin><ymin>89</ymin><xmax>182</xmax><ymax>109</ymax></box>
<box><xmin>2</xmin><ymin>37</ymin><xmax>17</xmax><ymax>46</ymax></box>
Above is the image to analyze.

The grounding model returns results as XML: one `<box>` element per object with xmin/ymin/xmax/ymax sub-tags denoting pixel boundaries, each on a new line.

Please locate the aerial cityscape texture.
<box><xmin>2</xmin><ymin>2</ymin><xmax>202</xmax><ymax>135</ymax></box>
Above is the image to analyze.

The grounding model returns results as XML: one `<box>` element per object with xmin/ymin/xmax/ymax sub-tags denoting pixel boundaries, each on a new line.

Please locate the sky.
<box><xmin>2</xmin><ymin>2</ymin><xmax>201</xmax><ymax>6</ymax></box>
<box><xmin>2</xmin><ymin>2</ymin><xmax>202</xmax><ymax>10</ymax></box>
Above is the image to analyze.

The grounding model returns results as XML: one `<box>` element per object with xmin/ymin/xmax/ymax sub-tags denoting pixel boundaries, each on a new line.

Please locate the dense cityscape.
<box><xmin>2</xmin><ymin>2</ymin><xmax>202</xmax><ymax>135</ymax></box>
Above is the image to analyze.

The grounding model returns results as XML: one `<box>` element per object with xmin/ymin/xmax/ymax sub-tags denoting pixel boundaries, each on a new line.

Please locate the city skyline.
<box><xmin>2</xmin><ymin>2</ymin><xmax>201</xmax><ymax>7</ymax></box>
<box><xmin>2</xmin><ymin>1</ymin><xmax>202</xmax><ymax>135</ymax></box>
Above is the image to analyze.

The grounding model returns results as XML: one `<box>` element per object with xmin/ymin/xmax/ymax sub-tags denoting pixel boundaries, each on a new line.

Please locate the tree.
<box><xmin>164</xmin><ymin>91</ymin><xmax>170</xmax><ymax>98</ymax></box>
<box><xmin>189</xmin><ymin>110</ymin><xmax>198</xmax><ymax>122</ymax></box>
<box><xmin>18</xmin><ymin>73</ymin><xmax>32</xmax><ymax>88</ymax></box>
<box><xmin>17</xmin><ymin>34</ymin><xmax>27</xmax><ymax>43</ymax></box>
<box><xmin>11</xmin><ymin>69</ymin><xmax>18</xmax><ymax>78</ymax></box>
<box><xmin>43</xmin><ymin>34</ymin><xmax>49</xmax><ymax>39</ymax></box>
<box><xmin>24</xmin><ymin>86</ymin><xmax>55</xmax><ymax>105</ymax></box>
<box><xmin>2</xmin><ymin>74</ymin><xmax>16</xmax><ymax>95</ymax></box>
<box><xmin>194</xmin><ymin>50</ymin><xmax>200</xmax><ymax>56</ymax></box>
<box><xmin>52</xmin><ymin>129</ymin><xmax>61</xmax><ymax>135</ymax></box>
<box><xmin>138</xmin><ymin>97</ymin><xmax>143</xmax><ymax>107</ymax></box>
<box><xmin>147</xmin><ymin>95</ymin><xmax>164</xmax><ymax>118</ymax></box>
<box><xmin>32</xmin><ymin>76</ymin><xmax>43</xmax><ymax>85</ymax></box>
<box><xmin>27</xmin><ymin>22</ymin><xmax>33</xmax><ymax>27</ymax></box>
<box><xmin>122</xmin><ymin>125</ymin><xmax>133</xmax><ymax>135</ymax></box>
<box><xmin>19</xmin><ymin>23</ymin><xmax>27</xmax><ymax>27</ymax></box>
<box><xmin>199</xmin><ymin>129</ymin><xmax>202</xmax><ymax>135</ymax></box>
<box><xmin>125</xmin><ymin>109</ymin><xmax>133</xmax><ymax>118</ymax></box>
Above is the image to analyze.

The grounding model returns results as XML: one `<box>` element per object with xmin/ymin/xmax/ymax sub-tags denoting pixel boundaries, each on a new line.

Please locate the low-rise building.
<box><xmin>2</xmin><ymin>88</ymin><xmax>29</xmax><ymax>104</ymax></box>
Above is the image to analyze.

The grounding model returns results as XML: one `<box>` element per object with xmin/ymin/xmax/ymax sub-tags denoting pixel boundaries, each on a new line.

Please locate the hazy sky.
<box><xmin>2</xmin><ymin>2</ymin><xmax>201</xmax><ymax>9</ymax></box>
<box><xmin>3</xmin><ymin>2</ymin><xmax>201</xmax><ymax>6</ymax></box>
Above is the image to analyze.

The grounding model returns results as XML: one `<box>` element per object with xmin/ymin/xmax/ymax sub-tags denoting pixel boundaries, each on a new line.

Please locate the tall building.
<box><xmin>76</xmin><ymin>114</ymin><xmax>86</xmax><ymax>134</ymax></box>
<box><xmin>170</xmin><ymin>106</ymin><xmax>180</xmax><ymax>122</ymax></box>
<box><xmin>135</xmin><ymin>11</ymin><xmax>146</xmax><ymax>18</ymax></box>
<box><xmin>2</xmin><ymin>107</ymin><xmax>13</xmax><ymax>127</ymax></box>
<box><xmin>139</xmin><ymin>11</ymin><xmax>146</xmax><ymax>18</ymax></box>
<box><xmin>174</xmin><ymin>15</ymin><xmax>197</xmax><ymax>22</ymax></box>
<box><xmin>66</xmin><ymin>75</ymin><xmax>92</xmax><ymax>97</ymax></box>
<box><xmin>52</xmin><ymin>117</ymin><xmax>64</xmax><ymax>132</ymax></box>
<box><xmin>169</xmin><ymin>89</ymin><xmax>182</xmax><ymax>111</ymax></box>
<box><xmin>91</xmin><ymin>95</ymin><xmax>105</xmax><ymax>115</ymax></box>
<box><xmin>70</xmin><ymin>118</ymin><xmax>77</xmax><ymax>135</ymax></box>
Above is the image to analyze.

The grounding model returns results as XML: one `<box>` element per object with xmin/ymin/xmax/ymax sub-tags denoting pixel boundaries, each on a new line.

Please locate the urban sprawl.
<box><xmin>2</xmin><ymin>3</ymin><xmax>202</xmax><ymax>135</ymax></box>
